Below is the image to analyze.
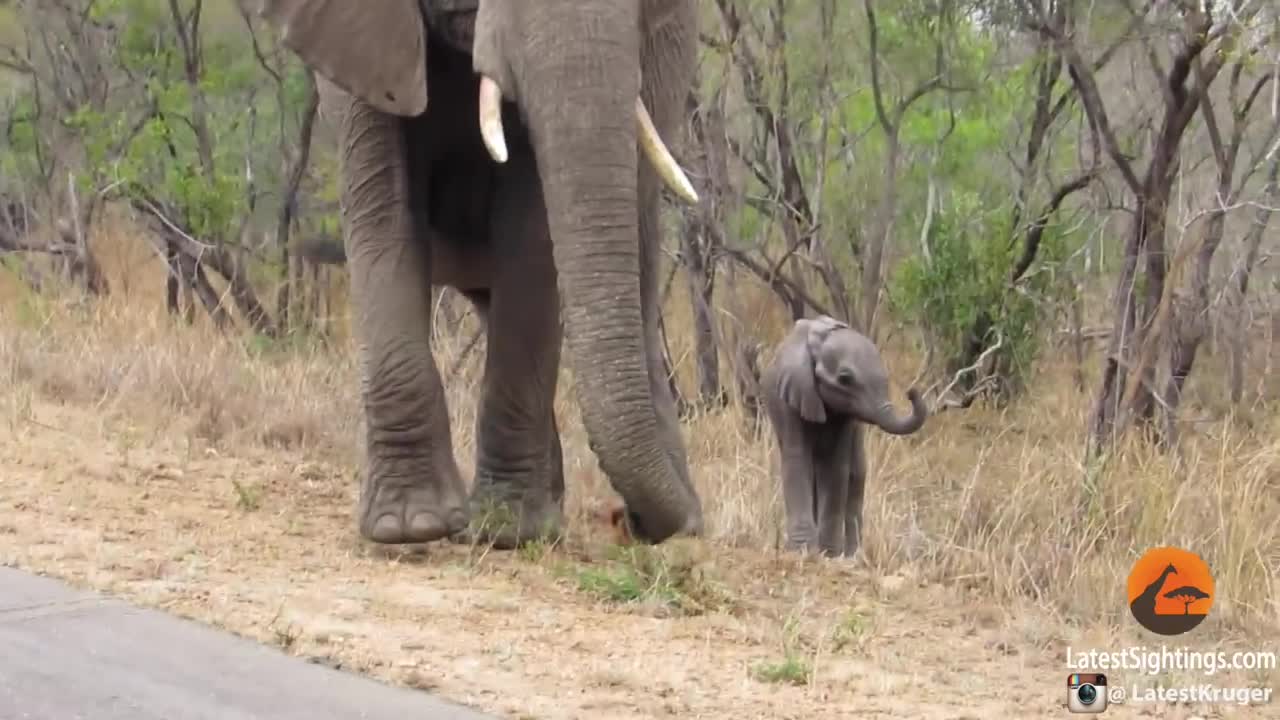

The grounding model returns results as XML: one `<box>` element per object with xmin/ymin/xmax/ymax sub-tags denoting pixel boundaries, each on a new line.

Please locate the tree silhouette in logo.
<box><xmin>1126</xmin><ymin>548</ymin><xmax>1214</xmax><ymax>636</ymax></box>
<box><xmin>1164</xmin><ymin>586</ymin><xmax>1211</xmax><ymax>615</ymax></box>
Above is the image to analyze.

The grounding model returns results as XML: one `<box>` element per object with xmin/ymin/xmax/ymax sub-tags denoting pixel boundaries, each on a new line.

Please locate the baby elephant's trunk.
<box><xmin>874</xmin><ymin>388</ymin><xmax>928</xmax><ymax>435</ymax></box>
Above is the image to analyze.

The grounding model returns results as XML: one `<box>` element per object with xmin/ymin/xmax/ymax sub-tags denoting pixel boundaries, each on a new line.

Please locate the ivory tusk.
<box><xmin>635</xmin><ymin>98</ymin><xmax>699</xmax><ymax>204</ymax></box>
<box><xmin>479</xmin><ymin>75</ymin><xmax>508</xmax><ymax>164</ymax></box>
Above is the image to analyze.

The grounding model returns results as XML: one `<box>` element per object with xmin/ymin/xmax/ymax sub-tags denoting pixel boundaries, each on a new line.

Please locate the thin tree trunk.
<box><xmin>1089</xmin><ymin>195</ymin><xmax>1152</xmax><ymax>452</ymax></box>
<box><xmin>1228</xmin><ymin>152</ymin><xmax>1280</xmax><ymax>403</ymax></box>
<box><xmin>171</xmin><ymin>240</ymin><xmax>231</xmax><ymax>329</ymax></box>
<box><xmin>165</xmin><ymin>239</ymin><xmax>180</xmax><ymax>316</ymax></box>
<box><xmin>1162</xmin><ymin>165</ymin><xmax>1234</xmax><ymax>432</ymax></box>
<box><xmin>275</xmin><ymin>76</ymin><xmax>321</xmax><ymax>333</ymax></box>
<box><xmin>1070</xmin><ymin>277</ymin><xmax>1086</xmax><ymax>392</ymax></box>
<box><xmin>862</xmin><ymin>134</ymin><xmax>899</xmax><ymax>335</ymax></box>
<box><xmin>681</xmin><ymin>213</ymin><xmax>723</xmax><ymax>407</ymax></box>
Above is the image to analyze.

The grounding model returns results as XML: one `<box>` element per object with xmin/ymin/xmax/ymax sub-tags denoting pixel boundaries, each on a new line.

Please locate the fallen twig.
<box><xmin>924</xmin><ymin>331</ymin><xmax>1005</xmax><ymax>413</ymax></box>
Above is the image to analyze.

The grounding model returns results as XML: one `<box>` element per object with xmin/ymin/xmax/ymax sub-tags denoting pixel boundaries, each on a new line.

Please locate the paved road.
<box><xmin>0</xmin><ymin>567</ymin><xmax>495</xmax><ymax>720</ymax></box>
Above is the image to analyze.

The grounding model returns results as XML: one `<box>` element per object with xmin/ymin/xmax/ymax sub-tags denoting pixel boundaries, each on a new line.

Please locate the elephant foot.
<box><xmin>462</xmin><ymin>478</ymin><xmax>564</xmax><ymax>550</ymax></box>
<box><xmin>784</xmin><ymin>530</ymin><xmax>817</xmax><ymax>555</ymax></box>
<box><xmin>786</xmin><ymin>544</ymin><xmax>820</xmax><ymax>559</ymax></box>
<box><xmin>357</xmin><ymin>458</ymin><xmax>468</xmax><ymax>544</ymax></box>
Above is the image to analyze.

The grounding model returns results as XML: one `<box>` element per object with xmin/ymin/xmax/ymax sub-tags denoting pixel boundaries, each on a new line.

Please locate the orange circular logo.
<box><xmin>1126</xmin><ymin>546</ymin><xmax>1214</xmax><ymax>636</ymax></box>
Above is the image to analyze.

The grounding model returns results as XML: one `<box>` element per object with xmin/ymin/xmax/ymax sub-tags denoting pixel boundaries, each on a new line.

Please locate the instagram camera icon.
<box><xmin>1067</xmin><ymin>673</ymin><xmax>1108</xmax><ymax>713</ymax></box>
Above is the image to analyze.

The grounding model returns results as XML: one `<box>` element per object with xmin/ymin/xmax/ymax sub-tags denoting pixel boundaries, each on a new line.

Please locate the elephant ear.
<box><xmin>775</xmin><ymin>319</ymin><xmax>828</xmax><ymax>424</ymax></box>
<box><xmin>804</xmin><ymin>314</ymin><xmax>848</xmax><ymax>359</ymax></box>
<box><xmin>253</xmin><ymin>0</ymin><xmax>428</xmax><ymax>117</ymax></box>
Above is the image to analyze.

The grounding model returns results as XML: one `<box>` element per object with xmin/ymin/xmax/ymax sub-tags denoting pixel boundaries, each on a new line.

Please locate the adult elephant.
<box><xmin>252</xmin><ymin>0</ymin><xmax>705</xmax><ymax>548</ymax></box>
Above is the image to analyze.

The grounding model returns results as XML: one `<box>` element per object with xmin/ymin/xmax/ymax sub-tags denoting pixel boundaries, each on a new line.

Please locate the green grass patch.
<box><xmin>751</xmin><ymin>656</ymin><xmax>812</xmax><ymax>685</ymax></box>
<box><xmin>563</xmin><ymin>543</ymin><xmax>731</xmax><ymax>617</ymax></box>
<box><xmin>831</xmin><ymin>607</ymin><xmax>874</xmax><ymax>651</ymax></box>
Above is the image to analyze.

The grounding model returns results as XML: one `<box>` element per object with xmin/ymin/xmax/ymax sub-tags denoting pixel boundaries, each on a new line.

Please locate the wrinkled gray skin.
<box><xmin>761</xmin><ymin>316</ymin><xmax>928</xmax><ymax>557</ymax></box>
<box><xmin>253</xmin><ymin>0</ymin><xmax>704</xmax><ymax>547</ymax></box>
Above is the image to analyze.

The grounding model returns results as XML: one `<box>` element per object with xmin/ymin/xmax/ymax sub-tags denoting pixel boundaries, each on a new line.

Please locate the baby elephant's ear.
<box><xmin>254</xmin><ymin>0</ymin><xmax>428</xmax><ymax>117</ymax></box>
<box><xmin>804</xmin><ymin>314</ymin><xmax>847</xmax><ymax>359</ymax></box>
<box><xmin>775</xmin><ymin>320</ymin><xmax>826</xmax><ymax>424</ymax></box>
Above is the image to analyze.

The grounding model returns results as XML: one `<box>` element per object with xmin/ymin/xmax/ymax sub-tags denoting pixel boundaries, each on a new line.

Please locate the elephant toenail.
<box><xmin>369</xmin><ymin>514</ymin><xmax>404</xmax><ymax>543</ymax></box>
<box><xmin>408</xmin><ymin>511</ymin><xmax>446</xmax><ymax>539</ymax></box>
<box><xmin>445</xmin><ymin>508</ymin><xmax>468</xmax><ymax>532</ymax></box>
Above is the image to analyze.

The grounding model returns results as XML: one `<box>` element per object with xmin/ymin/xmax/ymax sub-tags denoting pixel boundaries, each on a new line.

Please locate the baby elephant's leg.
<box><xmin>843</xmin><ymin>424</ymin><xmax>869</xmax><ymax>557</ymax></box>
<box><xmin>814</xmin><ymin>421</ymin><xmax>854</xmax><ymax>557</ymax></box>
<box><xmin>768</xmin><ymin>404</ymin><xmax>818</xmax><ymax>552</ymax></box>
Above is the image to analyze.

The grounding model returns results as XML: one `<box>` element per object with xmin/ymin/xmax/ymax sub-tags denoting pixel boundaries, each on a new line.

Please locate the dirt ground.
<box><xmin>0</xmin><ymin>397</ymin><xmax>1273</xmax><ymax>719</ymax></box>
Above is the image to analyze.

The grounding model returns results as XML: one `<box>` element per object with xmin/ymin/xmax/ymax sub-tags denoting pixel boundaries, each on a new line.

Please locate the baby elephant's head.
<box><xmin>781</xmin><ymin>315</ymin><xmax>928</xmax><ymax>433</ymax></box>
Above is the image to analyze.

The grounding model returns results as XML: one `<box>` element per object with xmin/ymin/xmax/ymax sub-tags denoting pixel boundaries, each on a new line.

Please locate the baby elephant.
<box><xmin>761</xmin><ymin>315</ymin><xmax>928</xmax><ymax>558</ymax></box>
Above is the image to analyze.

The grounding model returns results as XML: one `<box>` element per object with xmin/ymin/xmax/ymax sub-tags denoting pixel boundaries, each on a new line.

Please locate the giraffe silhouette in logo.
<box><xmin>1130</xmin><ymin>563</ymin><xmax>1177</xmax><ymax>621</ymax></box>
<box><xmin>1127</xmin><ymin>549</ymin><xmax>1214</xmax><ymax>636</ymax></box>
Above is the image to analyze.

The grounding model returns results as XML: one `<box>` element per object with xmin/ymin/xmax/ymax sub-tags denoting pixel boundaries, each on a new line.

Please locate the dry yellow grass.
<box><xmin>1</xmin><ymin>217</ymin><xmax>1278</xmax><ymax>718</ymax></box>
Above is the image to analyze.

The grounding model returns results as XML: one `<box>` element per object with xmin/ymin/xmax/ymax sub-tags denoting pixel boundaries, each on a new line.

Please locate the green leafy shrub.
<box><xmin>887</xmin><ymin>192</ymin><xmax>1071</xmax><ymax>401</ymax></box>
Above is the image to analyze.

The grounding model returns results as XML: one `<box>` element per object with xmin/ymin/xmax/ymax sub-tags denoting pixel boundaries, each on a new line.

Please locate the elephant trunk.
<box><xmin>873</xmin><ymin>388</ymin><xmax>928</xmax><ymax>436</ymax></box>
<box><xmin>515</xmin><ymin>4</ymin><xmax>697</xmax><ymax>542</ymax></box>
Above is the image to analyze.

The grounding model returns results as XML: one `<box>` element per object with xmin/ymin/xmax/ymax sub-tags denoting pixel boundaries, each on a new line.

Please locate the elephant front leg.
<box><xmin>338</xmin><ymin>101</ymin><xmax>468</xmax><ymax>544</ymax></box>
<box><xmin>767</xmin><ymin>402</ymin><xmax>819</xmax><ymax>553</ymax></box>
<box><xmin>465</xmin><ymin>153</ymin><xmax>566</xmax><ymax>549</ymax></box>
<box><xmin>843</xmin><ymin>424</ymin><xmax>869</xmax><ymax>557</ymax></box>
<box><xmin>815</xmin><ymin>421</ymin><xmax>854</xmax><ymax>557</ymax></box>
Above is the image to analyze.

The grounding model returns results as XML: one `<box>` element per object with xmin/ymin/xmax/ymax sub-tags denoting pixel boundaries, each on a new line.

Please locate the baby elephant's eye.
<box><xmin>836</xmin><ymin>369</ymin><xmax>855</xmax><ymax>387</ymax></box>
